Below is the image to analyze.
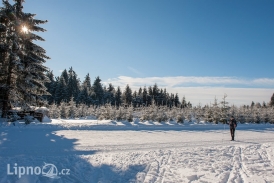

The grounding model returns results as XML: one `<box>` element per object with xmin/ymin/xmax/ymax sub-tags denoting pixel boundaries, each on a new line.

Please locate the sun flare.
<box><xmin>22</xmin><ymin>25</ymin><xmax>29</xmax><ymax>33</ymax></box>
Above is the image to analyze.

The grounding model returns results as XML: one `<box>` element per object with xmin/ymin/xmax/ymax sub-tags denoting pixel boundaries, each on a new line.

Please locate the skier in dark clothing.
<box><xmin>228</xmin><ymin>116</ymin><xmax>237</xmax><ymax>141</ymax></box>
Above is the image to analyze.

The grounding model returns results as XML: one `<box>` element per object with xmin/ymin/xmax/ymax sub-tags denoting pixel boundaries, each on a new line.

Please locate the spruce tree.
<box><xmin>0</xmin><ymin>0</ymin><xmax>49</xmax><ymax>116</ymax></box>
<box><xmin>181</xmin><ymin>96</ymin><xmax>187</xmax><ymax>108</ymax></box>
<box><xmin>15</xmin><ymin>0</ymin><xmax>50</xmax><ymax>108</ymax></box>
<box><xmin>123</xmin><ymin>84</ymin><xmax>132</xmax><ymax>106</ymax></box>
<box><xmin>142</xmin><ymin>86</ymin><xmax>148</xmax><ymax>106</ymax></box>
<box><xmin>115</xmin><ymin>86</ymin><xmax>122</xmax><ymax>107</ymax></box>
<box><xmin>44</xmin><ymin>70</ymin><xmax>55</xmax><ymax>104</ymax></box>
<box><xmin>67</xmin><ymin>97</ymin><xmax>77</xmax><ymax>119</ymax></box>
<box><xmin>174</xmin><ymin>93</ymin><xmax>180</xmax><ymax>107</ymax></box>
<box><xmin>54</xmin><ymin>76</ymin><xmax>66</xmax><ymax>104</ymax></box>
<box><xmin>78</xmin><ymin>73</ymin><xmax>92</xmax><ymax>105</ymax></box>
<box><xmin>105</xmin><ymin>83</ymin><xmax>115</xmax><ymax>105</ymax></box>
<box><xmin>67</xmin><ymin>67</ymin><xmax>80</xmax><ymax>101</ymax></box>
<box><xmin>220</xmin><ymin>94</ymin><xmax>229</xmax><ymax>124</ymax></box>
<box><xmin>270</xmin><ymin>93</ymin><xmax>274</xmax><ymax>106</ymax></box>
<box><xmin>60</xmin><ymin>69</ymin><xmax>68</xmax><ymax>85</ymax></box>
<box><xmin>92</xmin><ymin>76</ymin><xmax>104</xmax><ymax>105</ymax></box>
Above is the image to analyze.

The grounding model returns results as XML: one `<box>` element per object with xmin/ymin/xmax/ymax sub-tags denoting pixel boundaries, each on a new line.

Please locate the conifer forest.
<box><xmin>0</xmin><ymin>0</ymin><xmax>274</xmax><ymax>124</ymax></box>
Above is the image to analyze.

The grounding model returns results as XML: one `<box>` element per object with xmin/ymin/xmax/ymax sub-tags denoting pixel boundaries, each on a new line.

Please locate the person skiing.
<box><xmin>228</xmin><ymin>116</ymin><xmax>237</xmax><ymax>141</ymax></box>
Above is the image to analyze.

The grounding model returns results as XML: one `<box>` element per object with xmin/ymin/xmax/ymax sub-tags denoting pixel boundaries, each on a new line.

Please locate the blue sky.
<box><xmin>24</xmin><ymin>0</ymin><xmax>274</xmax><ymax>105</ymax></box>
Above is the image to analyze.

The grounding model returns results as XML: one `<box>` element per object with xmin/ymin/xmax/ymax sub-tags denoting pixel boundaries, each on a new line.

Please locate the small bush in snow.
<box><xmin>24</xmin><ymin>115</ymin><xmax>34</xmax><ymax>125</ymax></box>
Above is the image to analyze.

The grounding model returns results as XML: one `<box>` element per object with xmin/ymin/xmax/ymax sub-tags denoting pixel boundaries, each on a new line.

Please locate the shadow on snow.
<box><xmin>0</xmin><ymin>126</ymin><xmax>145</xmax><ymax>183</ymax></box>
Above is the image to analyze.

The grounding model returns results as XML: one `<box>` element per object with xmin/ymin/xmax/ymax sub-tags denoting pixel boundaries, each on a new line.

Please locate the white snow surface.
<box><xmin>0</xmin><ymin>120</ymin><xmax>274</xmax><ymax>183</ymax></box>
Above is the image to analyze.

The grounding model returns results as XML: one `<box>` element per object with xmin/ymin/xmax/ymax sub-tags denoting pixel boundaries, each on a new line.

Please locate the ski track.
<box><xmin>0</xmin><ymin>125</ymin><xmax>274</xmax><ymax>182</ymax></box>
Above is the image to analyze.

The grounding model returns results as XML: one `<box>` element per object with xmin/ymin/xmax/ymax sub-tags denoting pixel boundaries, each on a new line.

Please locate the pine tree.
<box><xmin>270</xmin><ymin>93</ymin><xmax>274</xmax><ymax>106</ymax></box>
<box><xmin>78</xmin><ymin>73</ymin><xmax>92</xmax><ymax>105</ymax></box>
<box><xmin>54</xmin><ymin>76</ymin><xmax>66</xmax><ymax>104</ymax></box>
<box><xmin>44</xmin><ymin>70</ymin><xmax>55</xmax><ymax>104</ymax></box>
<box><xmin>212</xmin><ymin>97</ymin><xmax>220</xmax><ymax>124</ymax></box>
<box><xmin>152</xmin><ymin>83</ymin><xmax>159</xmax><ymax>104</ymax></box>
<box><xmin>106</xmin><ymin>83</ymin><xmax>115</xmax><ymax>105</ymax></box>
<box><xmin>142</xmin><ymin>86</ymin><xmax>148</xmax><ymax>106</ymax></box>
<box><xmin>92</xmin><ymin>76</ymin><xmax>104</xmax><ymax>105</ymax></box>
<box><xmin>115</xmin><ymin>86</ymin><xmax>122</xmax><ymax>107</ymax></box>
<box><xmin>123</xmin><ymin>84</ymin><xmax>132</xmax><ymax>106</ymax></box>
<box><xmin>67</xmin><ymin>97</ymin><xmax>77</xmax><ymax>119</ymax></box>
<box><xmin>60</xmin><ymin>69</ymin><xmax>68</xmax><ymax>85</ymax></box>
<box><xmin>132</xmin><ymin>90</ymin><xmax>137</xmax><ymax>107</ymax></box>
<box><xmin>220</xmin><ymin>94</ymin><xmax>229</xmax><ymax>124</ymax></box>
<box><xmin>67</xmin><ymin>67</ymin><xmax>80</xmax><ymax>101</ymax></box>
<box><xmin>16</xmin><ymin>0</ymin><xmax>50</xmax><ymax>108</ymax></box>
<box><xmin>59</xmin><ymin>101</ymin><xmax>67</xmax><ymax>119</ymax></box>
<box><xmin>0</xmin><ymin>0</ymin><xmax>23</xmax><ymax>115</ymax></box>
<box><xmin>174</xmin><ymin>93</ymin><xmax>180</xmax><ymax>107</ymax></box>
<box><xmin>251</xmin><ymin>101</ymin><xmax>255</xmax><ymax>108</ymax></box>
<box><xmin>181</xmin><ymin>96</ymin><xmax>187</xmax><ymax>108</ymax></box>
<box><xmin>0</xmin><ymin>0</ymin><xmax>49</xmax><ymax>116</ymax></box>
<box><xmin>48</xmin><ymin>103</ymin><xmax>60</xmax><ymax>119</ymax></box>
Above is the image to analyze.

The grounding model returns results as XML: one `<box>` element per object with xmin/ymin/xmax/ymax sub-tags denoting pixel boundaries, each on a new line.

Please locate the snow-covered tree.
<box><xmin>176</xmin><ymin>108</ymin><xmax>185</xmax><ymax>123</ymax></box>
<box><xmin>15</xmin><ymin>0</ymin><xmax>50</xmax><ymax>108</ymax></box>
<box><xmin>59</xmin><ymin>101</ymin><xmax>67</xmax><ymax>119</ymax></box>
<box><xmin>115</xmin><ymin>86</ymin><xmax>122</xmax><ymax>107</ymax></box>
<box><xmin>126</xmin><ymin>105</ymin><xmax>133</xmax><ymax>122</ymax></box>
<box><xmin>123</xmin><ymin>84</ymin><xmax>132</xmax><ymax>106</ymax></box>
<box><xmin>220</xmin><ymin>94</ymin><xmax>229</xmax><ymax>124</ymax></box>
<box><xmin>78</xmin><ymin>73</ymin><xmax>92</xmax><ymax>105</ymax></box>
<box><xmin>0</xmin><ymin>0</ymin><xmax>49</xmax><ymax>116</ymax></box>
<box><xmin>66</xmin><ymin>67</ymin><xmax>80</xmax><ymax>102</ymax></box>
<box><xmin>142</xmin><ymin>86</ymin><xmax>148</xmax><ymax>106</ymax></box>
<box><xmin>140</xmin><ymin>106</ymin><xmax>149</xmax><ymax>121</ymax></box>
<box><xmin>54</xmin><ymin>76</ymin><xmax>67</xmax><ymax>104</ymax></box>
<box><xmin>91</xmin><ymin>76</ymin><xmax>104</xmax><ymax>105</ymax></box>
<box><xmin>44</xmin><ymin>70</ymin><xmax>56</xmax><ymax>104</ymax></box>
<box><xmin>48</xmin><ymin>103</ymin><xmax>60</xmax><ymax>119</ymax></box>
<box><xmin>67</xmin><ymin>97</ymin><xmax>77</xmax><ymax>119</ymax></box>
<box><xmin>116</xmin><ymin>106</ymin><xmax>125</xmax><ymax>121</ymax></box>
<box><xmin>105</xmin><ymin>83</ymin><xmax>115</xmax><ymax>105</ymax></box>
<box><xmin>269</xmin><ymin>93</ymin><xmax>274</xmax><ymax>107</ymax></box>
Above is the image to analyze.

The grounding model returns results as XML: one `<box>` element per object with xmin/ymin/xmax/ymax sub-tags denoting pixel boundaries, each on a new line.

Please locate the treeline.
<box><xmin>47</xmin><ymin>98</ymin><xmax>274</xmax><ymax>124</ymax></box>
<box><xmin>44</xmin><ymin>67</ymin><xmax>192</xmax><ymax>108</ymax></box>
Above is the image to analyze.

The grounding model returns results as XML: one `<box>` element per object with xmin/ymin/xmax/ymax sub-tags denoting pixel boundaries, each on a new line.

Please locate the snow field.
<box><xmin>0</xmin><ymin>120</ymin><xmax>274</xmax><ymax>183</ymax></box>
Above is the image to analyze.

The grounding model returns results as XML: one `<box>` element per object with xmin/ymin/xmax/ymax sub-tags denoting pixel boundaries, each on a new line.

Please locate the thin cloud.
<box><xmin>128</xmin><ymin>67</ymin><xmax>143</xmax><ymax>76</ymax></box>
<box><xmin>106</xmin><ymin>76</ymin><xmax>274</xmax><ymax>88</ymax></box>
<box><xmin>104</xmin><ymin>76</ymin><xmax>274</xmax><ymax>106</ymax></box>
<box><xmin>253</xmin><ymin>78</ymin><xmax>274</xmax><ymax>85</ymax></box>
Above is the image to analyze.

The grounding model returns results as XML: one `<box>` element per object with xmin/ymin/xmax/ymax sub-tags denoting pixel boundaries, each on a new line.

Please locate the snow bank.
<box><xmin>0</xmin><ymin>123</ymin><xmax>273</xmax><ymax>182</ymax></box>
<box><xmin>42</xmin><ymin>115</ymin><xmax>51</xmax><ymax>122</ymax></box>
<box><xmin>1</xmin><ymin>119</ymin><xmax>273</xmax><ymax>132</ymax></box>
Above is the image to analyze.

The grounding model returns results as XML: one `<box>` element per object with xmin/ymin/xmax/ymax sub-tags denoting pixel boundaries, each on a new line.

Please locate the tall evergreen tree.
<box><xmin>92</xmin><ymin>76</ymin><xmax>104</xmax><ymax>105</ymax></box>
<box><xmin>174</xmin><ymin>93</ymin><xmax>180</xmax><ymax>107</ymax></box>
<box><xmin>270</xmin><ymin>93</ymin><xmax>274</xmax><ymax>106</ymax></box>
<box><xmin>77</xmin><ymin>73</ymin><xmax>92</xmax><ymax>105</ymax></box>
<box><xmin>67</xmin><ymin>67</ymin><xmax>80</xmax><ymax>101</ymax></box>
<box><xmin>115</xmin><ymin>86</ymin><xmax>122</xmax><ymax>106</ymax></box>
<box><xmin>54</xmin><ymin>76</ymin><xmax>66</xmax><ymax>104</ymax></box>
<box><xmin>142</xmin><ymin>86</ymin><xmax>148</xmax><ymax>106</ymax></box>
<box><xmin>105</xmin><ymin>83</ymin><xmax>115</xmax><ymax>105</ymax></box>
<box><xmin>0</xmin><ymin>0</ymin><xmax>49</xmax><ymax>116</ymax></box>
<box><xmin>123</xmin><ymin>84</ymin><xmax>132</xmax><ymax>105</ymax></box>
<box><xmin>0</xmin><ymin>0</ymin><xmax>23</xmax><ymax>114</ymax></box>
<box><xmin>181</xmin><ymin>96</ymin><xmax>187</xmax><ymax>108</ymax></box>
<box><xmin>60</xmin><ymin>69</ymin><xmax>68</xmax><ymax>85</ymax></box>
<box><xmin>44</xmin><ymin>70</ymin><xmax>55</xmax><ymax>104</ymax></box>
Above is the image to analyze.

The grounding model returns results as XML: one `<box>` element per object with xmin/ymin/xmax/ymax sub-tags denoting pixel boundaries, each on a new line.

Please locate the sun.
<box><xmin>22</xmin><ymin>25</ymin><xmax>29</xmax><ymax>33</ymax></box>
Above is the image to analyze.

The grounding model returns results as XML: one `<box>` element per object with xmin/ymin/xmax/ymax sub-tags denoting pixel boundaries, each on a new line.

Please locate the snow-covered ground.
<box><xmin>0</xmin><ymin>120</ymin><xmax>274</xmax><ymax>183</ymax></box>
